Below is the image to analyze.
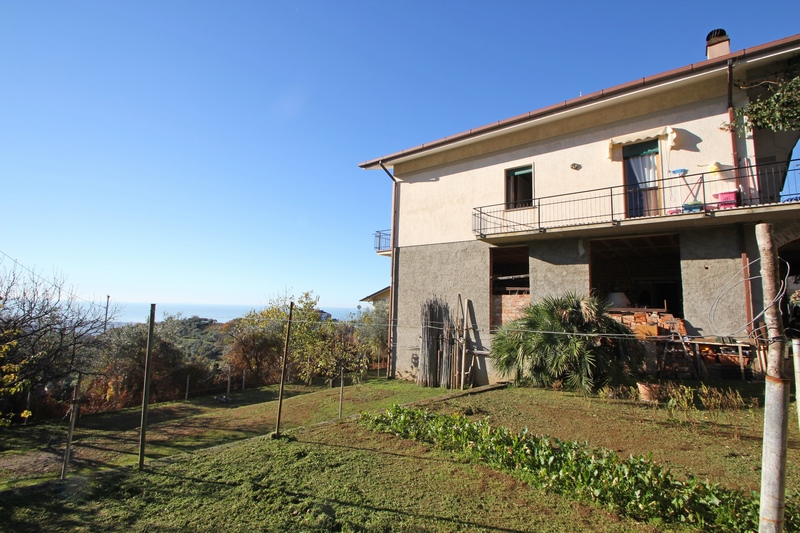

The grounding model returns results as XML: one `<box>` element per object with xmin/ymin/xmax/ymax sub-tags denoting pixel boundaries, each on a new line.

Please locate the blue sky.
<box><xmin>2</xmin><ymin>1</ymin><xmax>798</xmax><ymax>311</ymax></box>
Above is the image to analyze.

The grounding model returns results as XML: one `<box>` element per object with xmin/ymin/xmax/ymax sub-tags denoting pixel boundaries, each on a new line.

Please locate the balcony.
<box><xmin>374</xmin><ymin>229</ymin><xmax>391</xmax><ymax>254</ymax></box>
<box><xmin>473</xmin><ymin>159</ymin><xmax>800</xmax><ymax>240</ymax></box>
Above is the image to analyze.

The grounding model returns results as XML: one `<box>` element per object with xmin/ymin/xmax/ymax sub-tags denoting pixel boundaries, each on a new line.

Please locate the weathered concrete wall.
<box><xmin>680</xmin><ymin>227</ymin><xmax>748</xmax><ymax>337</ymax></box>
<box><xmin>529</xmin><ymin>238</ymin><xmax>591</xmax><ymax>299</ymax></box>
<box><xmin>392</xmin><ymin>240</ymin><xmax>497</xmax><ymax>384</ymax></box>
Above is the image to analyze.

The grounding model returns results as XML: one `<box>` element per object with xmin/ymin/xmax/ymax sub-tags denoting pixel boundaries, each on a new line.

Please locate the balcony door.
<box><xmin>624</xmin><ymin>140</ymin><xmax>660</xmax><ymax>218</ymax></box>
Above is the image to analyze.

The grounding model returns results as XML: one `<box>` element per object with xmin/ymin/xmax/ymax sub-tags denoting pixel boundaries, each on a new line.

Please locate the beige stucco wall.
<box><xmin>393</xmin><ymin>95</ymin><xmax>748</xmax><ymax>248</ymax></box>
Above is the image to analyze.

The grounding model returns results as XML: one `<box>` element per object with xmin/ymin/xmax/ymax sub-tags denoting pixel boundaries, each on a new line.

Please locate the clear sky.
<box><xmin>2</xmin><ymin>0</ymin><xmax>798</xmax><ymax>310</ymax></box>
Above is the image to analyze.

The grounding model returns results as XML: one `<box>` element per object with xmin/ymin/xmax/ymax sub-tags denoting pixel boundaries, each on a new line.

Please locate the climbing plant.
<box><xmin>732</xmin><ymin>74</ymin><xmax>800</xmax><ymax>133</ymax></box>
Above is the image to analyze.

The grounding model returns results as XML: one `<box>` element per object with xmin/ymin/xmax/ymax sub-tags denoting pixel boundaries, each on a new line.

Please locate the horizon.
<box><xmin>2</xmin><ymin>1</ymin><xmax>799</xmax><ymax>308</ymax></box>
<box><xmin>112</xmin><ymin>301</ymin><xmax>366</xmax><ymax>324</ymax></box>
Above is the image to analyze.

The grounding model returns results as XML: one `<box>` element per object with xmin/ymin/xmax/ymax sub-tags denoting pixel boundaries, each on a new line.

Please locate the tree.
<box><xmin>314</xmin><ymin>319</ymin><xmax>366</xmax><ymax>385</ymax></box>
<box><xmin>0</xmin><ymin>268</ymin><xmax>114</xmax><ymax>421</ymax></box>
<box><xmin>223</xmin><ymin>291</ymin><xmax>329</xmax><ymax>385</ymax></box>
<box><xmin>734</xmin><ymin>75</ymin><xmax>800</xmax><ymax>133</ymax></box>
<box><xmin>490</xmin><ymin>293</ymin><xmax>643</xmax><ymax>392</ymax></box>
<box><xmin>355</xmin><ymin>301</ymin><xmax>388</xmax><ymax>372</ymax></box>
<box><xmin>221</xmin><ymin>312</ymin><xmax>285</xmax><ymax>384</ymax></box>
<box><xmin>85</xmin><ymin>320</ymin><xmax>188</xmax><ymax>410</ymax></box>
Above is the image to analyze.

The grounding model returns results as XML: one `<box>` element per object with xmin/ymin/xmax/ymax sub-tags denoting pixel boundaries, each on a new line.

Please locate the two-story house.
<box><xmin>360</xmin><ymin>30</ymin><xmax>800</xmax><ymax>385</ymax></box>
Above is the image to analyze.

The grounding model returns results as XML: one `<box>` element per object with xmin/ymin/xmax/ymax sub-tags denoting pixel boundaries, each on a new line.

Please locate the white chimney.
<box><xmin>706</xmin><ymin>29</ymin><xmax>730</xmax><ymax>60</ymax></box>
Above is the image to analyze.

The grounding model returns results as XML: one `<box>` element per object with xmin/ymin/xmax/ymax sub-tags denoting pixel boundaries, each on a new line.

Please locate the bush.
<box><xmin>490</xmin><ymin>293</ymin><xmax>643</xmax><ymax>392</ymax></box>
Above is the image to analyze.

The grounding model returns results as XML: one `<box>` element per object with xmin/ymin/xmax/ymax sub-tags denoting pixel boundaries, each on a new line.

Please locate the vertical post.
<box><xmin>274</xmin><ymin>302</ymin><xmax>294</xmax><ymax>438</ymax></box>
<box><xmin>185</xmin><ymin>374</ymin><xmax>190</xmax><ymax>401</ymax></box>
<box><xmin>793</xmin><ymin>339</ymin><xmax>800</xmax><ymax>431</ymax></box>
<box><xmin>756</xmin><ymin>224</ymin><xmax>789</xmax><ymax>532</ymax></box>
<box><xmin>242</xmin><ymin>368</ymin><xmax>246</xmax><ymax>391</ymax></box>
<box><xmin>338</xmin><ymin>365</ymin><xmax>344</xmax><ymax>419</ymax></box>
<box><xmin>138</xmin><ymin>304</ymin><xmax>156</xmax><ymax>471</ymax></box>
<box><xmin>609</xmin><ymin>187</ymin><xmax>614</xmax><ymax>221</ymax></box>
<box><xmin>60</xmin><ymin>373</ymin><xmax>82</xmax><ymax>480</ymax></box>
<box><xmin>103</xmin><ymin>294</ymin><xmax>110</xmax><ymax>333</ymax></box>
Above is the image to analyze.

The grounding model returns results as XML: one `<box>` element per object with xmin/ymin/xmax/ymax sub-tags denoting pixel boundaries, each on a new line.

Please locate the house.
<box><xmin>360</xmin><ymin>286</ymin><xmax>390</xmax><ymax>306</ymax></box>
<box><xmin>360</xmin><ymin>30</ymin><xmax>800</xmax><ymax>385</ymax></box>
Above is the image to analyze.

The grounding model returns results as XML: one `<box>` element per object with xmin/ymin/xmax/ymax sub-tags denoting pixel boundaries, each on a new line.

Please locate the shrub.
<box><xmin>489</xmin><ymin>293</ymin><xmax>643</xmax><ymax>393</ymax></box>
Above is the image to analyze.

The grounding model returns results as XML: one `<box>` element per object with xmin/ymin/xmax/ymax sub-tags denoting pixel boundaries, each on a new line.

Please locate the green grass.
<box><xmin>0</xmin><ymin>378</ymin><xmax>447</xmax><ymax>490</ymax></box>
<box><xmin>1</xmin><ymin>423</ymin><xmax>658</xmax><ymax>532</ymax></box>
<box><xmin>2</xmin><ymin>378</ymin><xmax>799</xmax><ymax>532</ymax></box>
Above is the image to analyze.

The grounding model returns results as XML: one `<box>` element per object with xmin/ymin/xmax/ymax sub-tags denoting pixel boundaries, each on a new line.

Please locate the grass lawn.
<box><xmin>1</xmin><ymin>377</ymin><xmax>798</xmax><ymax>532</ymax></box>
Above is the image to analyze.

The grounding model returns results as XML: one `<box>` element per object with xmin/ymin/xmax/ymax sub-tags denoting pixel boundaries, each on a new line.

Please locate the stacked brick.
<box><xmin>492</xmin><ymin>293</ymin><xmax>530</xmax><ymax>328</ymax></box>
<box><xmin>607</xmin><ymin>310</ymin><xmax>687</xmax><ymax>338</ymax></box>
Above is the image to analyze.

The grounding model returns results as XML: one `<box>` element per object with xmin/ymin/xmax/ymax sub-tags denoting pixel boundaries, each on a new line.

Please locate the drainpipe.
<box><xmin>727</xmin><ymin>59</ymin><xmax>742</xmax><ymax>178</ymax></box>
<box><xmin>729</xmin><ymin>63</ymin><xmax>753</xmax><ymax>336</ymax></box>
<box><xmin>739</xmin><ymin>224</ymin><xmax>754</xmax><ymax>336</ymax></box>
<box><xmin>380</xmin><ymin>161</ymin><xmax>399</xmax><ymax>378</ymax></box>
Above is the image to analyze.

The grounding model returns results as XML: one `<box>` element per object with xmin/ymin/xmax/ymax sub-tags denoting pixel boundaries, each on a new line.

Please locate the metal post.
<box><xmin>242</xmin><ymin>368</ymin><xmax>246</xmax><ymax>391</ymax></box>
<box><xmin>609</xmin><ymin>187</ymin><xmax>614</xmax><ymax>221</ymax></box>
<box><xmin>274</xmin><ymin>302</ymin><xmax>294</xmax><ymax>438</ymax></box>
<box><xmin>138</xmin><ymin>304</ymin><xmax>156</xmax><ymax>471</ymax></box>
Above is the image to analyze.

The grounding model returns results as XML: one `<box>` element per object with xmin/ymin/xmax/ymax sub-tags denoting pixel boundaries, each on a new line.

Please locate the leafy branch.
<box><xmin>727</xmin><ymin>74</ymin><xmax>800</xmax><ymax>133</ymax></box>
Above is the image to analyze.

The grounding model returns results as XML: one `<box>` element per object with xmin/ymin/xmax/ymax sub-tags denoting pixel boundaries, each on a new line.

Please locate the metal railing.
<box><xmin>473</xmin><ymin>159</ymin><xmax>800</xmax><ymax>237</ymax></box>
<box><xmin>374</xmin><ymin>229</ymin><xmax>391</xmax><ymax>252</ymax></box>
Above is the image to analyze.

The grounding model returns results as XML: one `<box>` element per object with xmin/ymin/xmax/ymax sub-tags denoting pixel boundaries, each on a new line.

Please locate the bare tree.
<box><xmin>0</xmin><ymin>266</ymin><xmax>114</xmax><ymax>421</ymax></box>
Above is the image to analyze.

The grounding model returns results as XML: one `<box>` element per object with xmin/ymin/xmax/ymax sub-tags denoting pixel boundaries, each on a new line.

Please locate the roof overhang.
<box><xmin>359</xmin><ymin>34</ymin><xmax>800</xmax><ymax>172</ymax></box>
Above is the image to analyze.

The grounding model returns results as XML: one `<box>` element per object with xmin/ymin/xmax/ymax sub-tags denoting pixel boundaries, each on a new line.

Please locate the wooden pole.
<box><xmin>138</xmin><ymin>304</ymin><xmax>156</xmax><ymax>471</ymax></box>
<box><xmin>273</xmin><ymin>302</ymin><xmax>294</xmax><ymax>438</ymax></box>
<box><xmin>60</xmin><ymin>373</ymin><xmax>82</xmax><ymax>480</ymax></box>
<box><xmin>338</xmin><ymin>365</ymin><xmax>344</xmax><ymax>419</ymax></box>
<box><xmin>461</xmin><ymin>300</ymin><xmax>471</xmax><ymax>389</ymax></box>
<box><xmin>185</xmin><ymin>374</ymin><xmax>190</xmax><ymax>401</ymax></box>
<box><xmin>756</xmin><ymin>223</ymin><xmax>789</xmax><ymax>532</ymax></box>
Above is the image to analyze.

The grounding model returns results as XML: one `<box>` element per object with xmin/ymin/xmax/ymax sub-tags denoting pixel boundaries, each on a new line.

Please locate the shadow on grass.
<box><xmin>0</xmin><ymin>454</ymin><xmax>528</xmax><ymax>533</ymax></box>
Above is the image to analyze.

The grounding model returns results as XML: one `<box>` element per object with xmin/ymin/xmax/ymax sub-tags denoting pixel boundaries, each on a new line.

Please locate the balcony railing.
<box><xmin>473</xmin><ymin>159</ymin><xmax>800</xmax><ymax>237</ymax></box>
<box><xmin>374</xmin><ymin>229</ymin><xmax>391</xmax><ymax>253</ymax></box>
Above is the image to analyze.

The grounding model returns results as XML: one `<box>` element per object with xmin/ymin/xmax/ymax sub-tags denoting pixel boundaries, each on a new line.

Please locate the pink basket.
<box><xmin>712</xmin><ymin>190</ymin><xmax>738</xmax><ymax>209</ymax></box>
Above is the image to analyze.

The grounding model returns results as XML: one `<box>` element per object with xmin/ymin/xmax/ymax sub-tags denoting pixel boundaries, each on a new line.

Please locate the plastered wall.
<box><xmin>394</xmin><ymin>97</ymin><xmax>739</xmax><ymax>248</ymax></box>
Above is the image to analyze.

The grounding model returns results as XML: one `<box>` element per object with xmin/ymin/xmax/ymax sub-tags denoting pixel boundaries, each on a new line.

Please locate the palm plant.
<box><xmin>490</xmin><ymin>293</ymin><xmax>643</xmax><ymax>392</ymax></box>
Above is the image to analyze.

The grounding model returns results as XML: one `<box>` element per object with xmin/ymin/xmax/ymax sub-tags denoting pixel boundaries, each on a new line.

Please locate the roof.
<box><xmin>360</xmin><ymin>286</ymin><xmax>390</xmax><ymax>303</ymax></box>
<box><xmin>359</xmin><ymin>33</ymin><xmax>800</xmax><ymax>171</ymax></box>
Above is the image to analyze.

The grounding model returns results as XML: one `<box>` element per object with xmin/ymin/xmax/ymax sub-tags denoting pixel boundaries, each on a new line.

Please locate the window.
<box><xmin>623</xmin><ymin>140</ymin><xmax>660</xmax><ymax>217</ymax></box>
<box><xmin>505</xmin><ymin>166</ymin><xmax>533</xmax><ymax>209</ymax></box>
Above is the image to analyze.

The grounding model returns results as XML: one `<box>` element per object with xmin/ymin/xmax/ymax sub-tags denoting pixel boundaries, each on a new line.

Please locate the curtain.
<box><xmin>626</xmin><ymin>151</ymin><xmax>659</xmax><ymax>217</ymax></box>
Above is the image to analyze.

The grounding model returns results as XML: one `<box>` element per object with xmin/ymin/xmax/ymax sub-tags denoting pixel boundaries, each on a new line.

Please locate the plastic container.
<box><xmin>712</xmin><ymin>190</ymin><xmax>738</xmax><ymax>209</ymax></box>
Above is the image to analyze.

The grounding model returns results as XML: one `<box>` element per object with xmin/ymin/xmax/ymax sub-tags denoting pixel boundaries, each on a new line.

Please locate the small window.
<box><xmin>506</xmin><ymin>166</ymin><xmax>533</xmax><ymax>209</ymax></box>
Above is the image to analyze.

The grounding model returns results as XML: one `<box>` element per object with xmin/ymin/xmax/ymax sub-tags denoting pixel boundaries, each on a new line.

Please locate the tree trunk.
<box><xmin>756</xmin><ymin>223</ymin><xmax>789</xmax><ymax>532</ymax></box>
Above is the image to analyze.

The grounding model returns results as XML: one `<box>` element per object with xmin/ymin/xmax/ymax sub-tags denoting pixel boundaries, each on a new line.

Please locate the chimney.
<box><xmin>706</xmin><ymin>29</ymin><xmax>730</xmax><ymax>60</ymax></box>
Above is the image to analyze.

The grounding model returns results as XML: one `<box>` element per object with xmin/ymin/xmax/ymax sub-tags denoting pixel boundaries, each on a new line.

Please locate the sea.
<box><xmin>113</xmin><ymin>302</ymin><xmax>361</xmax><ymax>325</ymax></box>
